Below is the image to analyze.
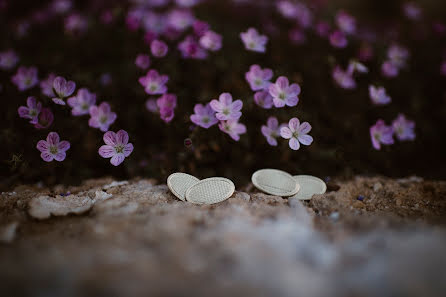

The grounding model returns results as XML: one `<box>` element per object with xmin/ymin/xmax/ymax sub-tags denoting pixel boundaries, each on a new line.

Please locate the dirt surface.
<box><xmin>1</xmin><ymin>176</ymin><xmax>446</xmax><ymax>297</ymax></box>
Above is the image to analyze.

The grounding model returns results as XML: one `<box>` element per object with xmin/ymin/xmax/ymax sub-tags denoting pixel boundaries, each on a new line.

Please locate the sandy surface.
<box><xmin>1</xmin><ymin>176</ymin><xmax>446</xmax><ymax>297</ymax></box>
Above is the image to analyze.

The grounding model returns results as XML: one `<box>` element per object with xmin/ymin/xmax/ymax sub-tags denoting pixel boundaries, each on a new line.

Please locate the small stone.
<box><xmin>103</xmin><ymin>181</ymin><xmax>128</xmax><ymax>190</ymax></box>
<box><xmin>28</xmin><ymin>195</ymin><xmax>94</xmax><ymax>220</ymax></box>
<box><xmin>93</xmin><ymin>190</ymin><xmax>113</xmax><ymax>203</ymax></box>
<box><xmin>329</xmin><ymin>212</ymin><xmax>340</xmax><ymax>220</ymax></box>
<box><xmin>373</xmin><ymin>182</ymin><xmax>383</xmax><ymax>192</ymax></box>
<box><xmin>0</xmin><ymin>222</ymin><xmax>19</xmax><ymax>244</ymax></box>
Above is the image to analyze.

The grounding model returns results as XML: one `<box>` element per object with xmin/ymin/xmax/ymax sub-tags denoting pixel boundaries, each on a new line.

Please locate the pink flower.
<box><xmin>167</xmin><ymin>9</ymin><xmax>194</xmax><ymax>31</ymax></box>
<box><xmin>254</xmin><ymin>90</ymin><xmax>274</xmax><ymax>109</ymax></box>
<box><xmin>261</xmin><ymin>117</ymin><xmax>283</xmax><ymax>146</ymax></box>
<box><xmin>64</xmin><ymin>13</ymin><xmax>88</xmax><ymax>35</ymax></box>
<box><xmin>240</xmin><ymin>28</ymin><xmax>268</xmax><ymax>53</ymax></box>
<box><xmin>0</xmin><ymin>49</ymin><xmax>19</xmax><ymax>70</ymax></box>
<box><xmin>199</xmin><ymin>31</ymin><xmax>222</xmax><ymax>51</ymax></box>
<box><xmin>387</xmin><ymin>45</ymin><xmax>409</xmax><ymax>68</ymax></box>
<box><xmin>403</xmin><ymin>2</ymin><xmax>422</xmax><ymax>21</ymax></box>
<box><xmin>178</xmin><ymin>35</ymin><xmax>208</xmax><ymax>59</ymax></box>
<box><xmin>67</xmin><ymin>88</ymin><xmax>96</xmax><ymax>116</ymax></box>
<box><xmin>335</xmin><ymin>11</ymin><xmax>356</xmax><ymax>35</ymax></box>
<box><xmin>190</xmin><ymin>103</ymin><xmax>218</xmax><ymax>128</ymax></box>
<box><xmin>347</xmin><ymin>60</ymin><xmax>368</xmax><ymax>74</ymax></box>
<box><xmin>193</xmin><ymin>20</ymin><xmax>210</xmax><ymax>37</ymax></box>
<box><xmin>218</xmin><ymin>120</ymin><xmax>247</xmax><ymax>141</ymax></box>
<box><xmin>329</xmin><ymin>30</ymin><xmax>348</xmax><ymax>48</ymax></box>
<box><xmin>245</xmin><ymin>64</ymin><xmax>273</xmax><ymax>91</ymax></box>
<box><xmin>135</xmin><ymin>54</ymin><xmax>150</xmax><ymax>69</ymax></box>
<box><xmin>370</xmin><ymin>119</ymin><xmax>394</xmax><ymax>150</ymax></box>
<box><xmin>277</xmin><ymin>1</ymin><xmax>298</xmax><ymax>19</ymax></box>
<box><xmin>89</xmin><ymin>102</ymin><xmax>117</xmax><ymax>132</ymax></box>
<box><xmin>381</xmin><ymin>61</ymin><xmax>399</xmax><ymax>78</ymax></box>
<box><xmin>332</xmin><ymin>66</ymin><xmax>356</xmax><ymax>89</ymax></box>
<box><xmin>280</xmin><ymin>117</ymin><xmax>313</xmax><ymax>150</ymax></box>
<box><xmin>268</xmin><ymin>76</ymin><xmax>300</xmax><ymax>108</ymax></box>
<box><xmin>392</xmin><ymin>114</ymin><xmax>415</xmax><ymax>141</ymax></box>
<box><xmin>151</xmin><ymin>39</ymin><xmax>169</xmax><ymax>57</ymax></box>
<box><xmin>40</xmin><ymin>73</ymin><xmax>56</xmax><ymax>97</ymax></box>
<box><xmin>37</xmin><ymin>132</ymin><xmax>70</xmax><ymax>162</ymax></box>
<box><xmin>18</xmin><ymin>96</ymin><xmax>41</xmax><ymax>124</ymax></box>
<box><xmin>369</xmin><ymin>85</ymin><xmax>391</xmax><ymax>105</ymax></box>
<box><xmin>138</xmin><ymin>69</ymin><xmax>169</xmax><ymax>95</ymax></box>
<box><xmin>210</xmin><ymin>93</ymin><xmax>243</xmax><ymax>121</ymax></box>
<box><xmin>11</xmin><ymin>66</ymin><xmax>39</xmax><ymax>91</ymax></box>
<box><xmin>52</xmin><ymin>76</ymin><xmax>76</xmax><ymax>105</ymax></box>
<box><xmin>145</xmin><ymin>98</ymin><xmax>159</xmax><ymax>113</ymax></box>
<box><xmin>157</xmin><ymin>93</ymin><xmax>177</xmax><ymax>123</ymax></box>
<box><xmin>34</xmin><ymin>108</ymin><xmax>54</xmax><ymax>129</ymax></box>
<box><xmin>99</xmin><ymin>130</ymin><xmax>133</xmax><ymax>166</ymax></box>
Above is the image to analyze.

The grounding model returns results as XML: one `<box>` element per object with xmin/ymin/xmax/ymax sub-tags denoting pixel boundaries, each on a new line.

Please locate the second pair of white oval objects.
<box><xmin>167</xmin><ymin>173</ymin><xmax>235</xmax><ymax>205</ymax></box>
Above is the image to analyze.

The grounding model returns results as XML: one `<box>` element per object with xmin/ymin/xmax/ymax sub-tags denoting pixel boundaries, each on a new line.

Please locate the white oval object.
<box><xmin>185</xmin><ymin>177</ymin><xmax>235</xmax><ymax>205</ymax></box>
<box><xmin>251</xmin><ymin>169</ymin><xmax>299</xmax><ymax>196</ymax></box>
<box><xmin>167</xmin><ymin>173</ymin><xmax>200</xmax><ymax>201</ymax></box>
<box><xmin>289</xmin><ymin>175</ymin><xmax>326</xmax><ymax>200</ymax></box>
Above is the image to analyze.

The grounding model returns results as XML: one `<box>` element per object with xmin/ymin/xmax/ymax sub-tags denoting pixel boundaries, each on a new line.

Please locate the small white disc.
<box><xmin>289</xmin><ymin>175</ymin><xmax>326</xmax><ymax>200</ymax></box>
<box><xmin>251</xmin><ymin>169</ymin><xmax>299</xmax><ymax>197</ymax></box>
<box><xmin>167</xmin><ymin>173</ymin><xmax>200</xmax><ymax>201</ymax></box>
<box><xmin>185</xmin><ymin>177</ymin><xmax>235</xmax><ymax>205</ymax></box>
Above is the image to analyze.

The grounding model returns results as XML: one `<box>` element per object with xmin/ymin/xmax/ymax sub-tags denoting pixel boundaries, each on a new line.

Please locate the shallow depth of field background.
<box><xmin>1</xmin><ymin>0</ymin><xmax>446</xmax><ymax>188</ymax></box>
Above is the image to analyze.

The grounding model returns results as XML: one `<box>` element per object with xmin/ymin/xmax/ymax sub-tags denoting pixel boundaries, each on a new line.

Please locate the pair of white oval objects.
<box><xmin>167</xmin><ymin>173</ymin><xmax>235</xmax><ymax>205</ymax></box>
<box><xmin>252</xmin><ymin>169</ymin><xmax>326</xmax><ymax>200</ymax></box>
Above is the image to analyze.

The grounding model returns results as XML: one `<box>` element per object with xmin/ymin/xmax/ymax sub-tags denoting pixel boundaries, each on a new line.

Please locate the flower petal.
<box><xmin>289</xmin><ymin>118</ymin><xmax>300</xmax><ymax>132</ymax></box>
<box><xmin>18</xmin><ymin>106</ymin><xmax>29</xmax><ymax>118</ymax></box>
<box><xmin>103</xmin><ymin>131</ymin><xmax>116</xmax><ymax>145</ymax></box>
<box><xmin>54</xmin><ymin>151</ymin><xmax>66</xmax><ymax>162</ymax></box>
<box><xmin>231</xmin><ymin>100</ymin><xmax>243</xmax><ymax>111</ymax></box>
<box><xmin>116</xmin><ymin>130</ymin><xmax>129</xmax><ymax>145</ymax></box>
<box><xmin>209</xmin><ymin>99</ymin><xmax>223</xmax><ymax>112</ymax></box>
<box><xmin>298</xmin><ymin>122</ymin><xmax>312</xmax><ymax>134</ymax></box>
<box><xmin>123</xmin><ymin>143</ymin><xmax>134</xmax><ymax>157</ymax></box>
<box><xmin>41</xmin><ymin>152</ymin><xmax>54</xmax><ymax>162</ymax></box>
<box><xmin>219</xmin><ymin>93</ymin><xmax>233</xmax><ymax>106</ymax></box>
<box><xmin>110</xmin><ymin>154</ymin><xmax>125</xmax><ymax>166</ymax></box>
<box><xmin>99</xmin><ymin>145</ymin><xmax>115</xmax><ymax>158</ymax></box>
<box><xmin>280</xmin><ymin>127</ymin><xmax>292</xmax><ymax>139</ymax></box>
<box><xmin>46</xmin><ymin>132</ymin><xmax>59</xmax><ymax>146</ymax></box>
<box><xmin>57</xmin><ymin>140</ymin><xmax>70</xmax><ymax>152</ymax></box>
<box><xmin>298</xmin><ymin>134</ymin><xmax>313</xmax><ymax>146</ymax></box>
<box><xmin>276</xmin><ymin>76</ymin><xmax>289</xmax><ymax>89</ymax></box>
<box><xmin>36</xmin><ymin>140</ymin><xmax>49</xmax><ymax>152</ymax></box>
<box><xmin>289</xmin><ymin>138</ymin><xmax>300</xmax><ymax>150</ymax></box>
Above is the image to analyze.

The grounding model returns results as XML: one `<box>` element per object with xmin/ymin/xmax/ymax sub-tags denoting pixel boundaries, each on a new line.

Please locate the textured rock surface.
<box><xmin>1</xmin><ymin>176</ymin><xmax>446</xmax><ymax>297</ymax></box>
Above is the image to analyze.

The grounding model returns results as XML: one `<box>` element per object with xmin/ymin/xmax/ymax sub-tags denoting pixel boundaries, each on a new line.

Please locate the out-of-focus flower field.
<box><xmin>1</xmin><ymin>0</ymin><xmax>446</xmax><ymax>187</ymax></box>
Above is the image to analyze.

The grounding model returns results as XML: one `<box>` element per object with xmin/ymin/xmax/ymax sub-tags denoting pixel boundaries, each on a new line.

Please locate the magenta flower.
<box><xmin>145</xmin><ymin>98</ymin><xmax>159</xmax><ymax>113</ymax></box>
<box><xmin>99</xmin><ymin>130</ymin><xmax>133</xmax><ymax>166</ymax></box>
<box><xmin>329</xmin><ymin>30</ymin><xmax>348</xmax><ymax>48</ymax></box>
<box><xmin>67</xmin><ymin>88</ymin><xmax>96</xmax><ymax>116</ymax></box>
<box><xmin>381</xmin><ymin>61</ymin><xmax>399</xmax><ymax>78</ymax></box>
<box><xmin>36</xmin><ymin>132</ymin><xmax>70</xmax><ymax>162</ymax></box>
<box><xmin>403</xmin><ymin>2</ymin><xmax>422</xmax><ymax>21</ymax></box>
<box><xmin>245</xmin><ymin>64</ymin><xmax>273</xmax><ymax>91</ymax></box>
<box><xmin>193</xmin><ymin>20</ymin><xmax>210</xmax><ymax>36</ymax></box>
<box><xmin>277</xmin><ymin>1</ymin><xmax>298</xmax><ymax>19</ymax></box>
<box><xmin>64</xmin><ymin>13</ymin><xmax>88</xmax><ymax>35</ymax></box>
<box><xmin>178</xmin><ymin>35</ymin><xmax>208</xmax><ymax>59</ymax></box>
<box><xmin>280</xmin><ymin>118</ymin><xmax>313</xmax><ymax>150</ymax></box>
<box><xmin>157</xmin><ymin>93</ymin><xmax>177</xmax><ymax>123</ymax></box>
<box><xmin>34</xmin><ymin>108</ymin><xmax>54</xmax><ymax>129</ymax></box>
<box><xmin>392</xmin><ymin>114</ymin><xmax>415</xmax><ymax>141</ymax></box>
<box><xmin>387</xmin><ymin>45</ymin><xmax>409</xmax><ymax>68</ymax></box>
<box><xmin>218</xmin><ymin>120</ymin><xmax>247</xmax><ymax>141</ymax></box>
<box><xmin>151</xmin><ymin>39</ymin><xmax>169</xmax><ymax>57</ymax></box>
<box><xmin>52</xmin><ymin>76</ymin><xmax>76</xmax><ymax>105</ymax></box>
<box><xmin>335</xmin><ymin>11</ymin><xmax>356</xmax><ymax>35</ymax></box>
<box><xmin>11</xmin><ymin>66</ymin><xmax>39</xmax><ymax>91</ymax></box>
<box><xmin>261</xmin><ymin>117</ymin><xmax>283</xmax><ymax>146</ymax></box>
<box><xmin>190</xmin><ymin>103</ymin><xmax>218</xmax><ymax>128</ymax></box>
<box><xmin>369</xmin><ymin>85</ymin><xmax>391</xmax><ymax>105</ymax></box>
<box><xmin>332</xmin><ymin>66</ymin><xmax>356</xmax><ymax>89</ymax></box>
<box><xmin>0</xmin><ymin>49</ymin><xmax>19</xmax><ymax>70</ymax></box>
<box><xmin>139</xmin><ymin>69</ymin><xmax>169</xmax><ymax>95</ymax></box>
<box><xmin>199</xmin><ymin>31</ymin><xmax>222</xmax><ymax>51</ymax></box>
<box><xmin>18</xmin><ymin>96</ymin><xmax>41</xmax><ymax>124</ymax></box>
<box><xmin>40</xmin><ymin>73</ymin><xmax>56</xmax><ymax>97</ymax></box>
<box><xmin>254</xmin><ymin>90</ymin><xmax>274</xmax><ymax>109</ymax></box>
<box><xmin>240</xmin><ymin>28</ymin><xmax>268</xmax><ymax>53</ymax></box>
<box><xmin>167</xmin><ymin>9</ymin><xmax>194</xmax><ymax>31</ymax></box>
<box><xmin>210</xmin><ymin>93</ymin><xmax>243</xmax><ymax>121</ymax></box>
<box><xmin>268</xmin><ymin>76</ymin><xmax>300</xmax><ymax>108</ymax></box>
<box><xmin>135</xmin><ymin>54</ymin><xmax>150</xmax><ymax>69</ymax></box>
<box><xmin>370</xmin><ymin>120</ymin><xmax>394</xmax><ymax>150</ymax></box>
<box><xmin>89</xmin><ymin>102</ymin><xmax>117</xmax><ymax>132</ymax></box>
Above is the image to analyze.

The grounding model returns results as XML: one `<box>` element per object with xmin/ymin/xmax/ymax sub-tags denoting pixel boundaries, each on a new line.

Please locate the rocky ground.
<box><xmin>1</xmin><ymin>176</ymin><xmax>446</xmax><ymax>297</ymax></box>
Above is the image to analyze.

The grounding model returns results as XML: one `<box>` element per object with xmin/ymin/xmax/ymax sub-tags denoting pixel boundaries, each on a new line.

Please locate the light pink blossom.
<box><xmin>245</xmin><ymin>64</ymin><xmax>273</xmax><ymax>91</ymax></box>
<box><xmin>190</xmin><ymin>103</ymin><xmax>218</xmax><ymax>128</ymax></box>
<box><xmin>392</xmin><ymin>114</ymin><xmax>415</xmax><ymax>141</ymax></box>
<box><xmin>88</xmin><ymin>102</ymin><xmax>117</xmax><ymax>132</ymax></box>
<box><xmin>18</xmin><ymin>96</ymin><xmax>41</xmax><ymax>124</ymax></box>
<box><xmin>67</xmin><ymin>88</ymin><xmax>96</xmax><ymax>116</ymax></box>
<box><xmin>219</xmin><ymin>120</ymin><xmax>247</xmax><ymax>141</ymax></box>
<box><xmin>268</xmin><ymin>76</ymin><xmax>300</xmax><ymax>108</ymax></box>
<box><xmin>52</xmin><ymin>76</ymin><xmax>76</xmax><ymax>105</ymax></box>
<box><xmin>280</xmin><ymin>117</ymin><xmax>313</xmax><ymax>150</ymax></box>
<box><xmin>99</xmin><ymin>130</ymin><xmax>133</xmax><ymax>166</ymax></box>
<box><xmin>369</xmin><ymin>85</ymin><xmax>391</xmax><ymax>105</ymax></box>
<box><xmin>240</xmin><ymin>28</ymin><xmax>268</xmax><ymax>53</ymax></box>
<box><xmin>210</xmin><ymin>93</ymin><xmax>243</xmax><ymax>121</ymax></box>
<box><xmin>370</xmin><ymin>119</ymin><xmax>394</xmax><ymax>150</ymax></box>
<box><xmin>254</xmin><ymin>90</ymin><xmax>274</xmax><ymax>109</ymax></box>
<box><xmin>138</xmin><ymin>69</ymin><xmax>169</xmax><ymax>95</ymax></box>
<box><xmin>37</xmin><ymin>132</ymin><xmax>70</xmax><ymax>162</ymax></box>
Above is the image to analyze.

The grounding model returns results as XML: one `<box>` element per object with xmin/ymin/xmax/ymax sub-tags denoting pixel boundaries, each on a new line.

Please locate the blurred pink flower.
<box><xmin>392</xmin><ymin>114</ymin><xmax>415</xmax><ymax>141</ymax></box>
<box><xmin>52</xmin><ymin>76</ymin><xmax>76</xmax><ymax>105</ymax></box>
<box><xmin>269</xmin><ymin>76</ymin><xmax>300</xmax><ymax>108</ymax></box>
<box><xmin>157</xmin><ymin>93</ymin><xmax>177</xmax><ymax>123</ymax></box>
<box><xmin>219</xmin><ymin>120</ymin><xmax>247</xmax><ymax>141</ymax></box>
<box><xmin>139</xmin><ymin>69</ymin><xmax>169</xmax><ymax>95</ymax></box>
<box><xmin>37</xmin><ymin>132</ymin><xmax>70</xmax><ymax>162</ymax></box>
<box><xmin>245</xmin><ymin>64</ymin><xmax>273</xmax><ymax>91</ymax></box>
<box><xmin>18</xmin><ymin>96</ymin><xmax>41</xmax><ymax>124</ymax></box>
<box><xmin>335</xmin><ymin>11</ymin><xmax>356</xmax><ymax>35</ymax></box>
<box><xmin>167</xmin><ymin>9</ymin><xmax>194</xmax><ymax>31</ymax></box>
<box><xmin>34</xmin><ymin>108</ymin><xmax>54</xmax><ymax>129</ymax></box>
<box><xmin>254</xmin><ymin>91</ymin><xmax>274</xmax><ymax>109</ymax></box>
<box><xmin>89</xmin><ymin>102</ymin><xmax>117</xmax><ymax>132</ymax></box>
<box><xmin>240</xmin><ymin>28</ymin><xmax>268</xmax><ymax>53</ymax></box>
<box><xmin>151</xmin><ymin>39</ymin><xmax>169</xmax><ymax>57</ymax></box>
<box><xmin>135</xmin><ymin>54</ymin><xmax>150</xmax><ymax>70</ymax></box>
<box><xmin>210</xmin><ymin>93</ymin><xmax>243</xmax><ymax>121</ymax></box>
<box><xmin>280</xmin><ymin>117</ymin><xmax>313</xmax><ymax>150</ymax></box>
<box><xmin>40</xmin><ymin>73</ymin><xmax>56</xmax><ymax>97</ymax></box>
<box><xmin>332</xmin><ymin>66</ymin><xmax>356</xmax><ymax>89</ymax></box>
<box><xmin>370</xmin><ymin>119</ymin><xmax>394</xmax><ymax>150</ymax></box>
<box><xmin>11</xmin><ymin>66</ymin><xmax>39</xmax><ymax>91</ymax></box>
<box><xmin>145</xmin><ymin>98</ymin><xmax>159</xmax><ymax>113</ymax></box>
<box><xmin>99</xmin><ymin>130</ymin><xmax>133</xmax><ymax>166</ymax></box>
<box><xmin>178</xmin><ymin>35</ymin><xmax>208</xmax><ymax>59</ymax></box>
<box><xmin>329</xmin><ymin>30</ymin><xmax>348</xmax><ymax>48</ymax></box>
<box><xmin>193</xmin><ymin>20</ymin><xmax>210</xmax><ymax>37</ymax></box>
<box><xmin>199</xmin><ymin>31</ymin><xmax>222</xmax><ymax>51</ymax></box>
<box><xmin>0</xmin><ymin>49</ymin><xmax>19</xmax><ymax>70</ymax></box>
<box><xmin>261</xmin><ymin>116</ymin><xmax>283</xmax><ymax>146</ymax></box>
<box><xmin>369</xmin><ymin>85</ymin><xmax>391</xmax><ymax>105</ymax></box>
<box><xmin>190</xmin><ymin>103</ymin><xmax>218</xmax><ymax>128</ymax></box>
<box><xmin>67</xmin><ymin>88</ymin><xmax>96</xmax><ymax>116</ymax></box>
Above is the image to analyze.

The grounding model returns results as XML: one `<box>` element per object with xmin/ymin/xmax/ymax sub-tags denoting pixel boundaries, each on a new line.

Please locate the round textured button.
<box><xmin>289</xmin><ymin>175</ymin><xmax>326</xmax><ymax>200</ymax></box>
<box><xmin>185</xmin><ymin>177</ymin><xmax>235</xmax><ymax>205</ymax></box>
<box><xmin>167</xmin><ymin>173</ymin><xmax>200</xmax><ymax>201</ymax></box>
<box><xmin>251</xmin><ymin>169</ymin><xmax>299</xmax><ymax>197</ymax></box>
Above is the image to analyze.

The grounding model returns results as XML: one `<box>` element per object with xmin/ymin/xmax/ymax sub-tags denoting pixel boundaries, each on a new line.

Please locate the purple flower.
<box><xmin>268</xmin><ymin>76</ymin><xmax>300</xmax><ymax>108</ymax></box>
<box><xmin>145</xmin><ymin>98</ymin><xmax>159</xmax><ymax>113</ymax></box>
<box><xmin>40</xmin><ymin>73</ymin><xmax>56</xmax><ymax>97</ymax></box>
<box><xmin>381</xmin><ymin>61</ymin><xmax>399</xmax><ymax>78</ymax></box>
<box><xmin>369</xmin><ymin>85</ymin><xmax>391</xmax><ymax>105</ymax></box>
<box><xmin>135</xmin><ymin>54</ymin><xmax>150</xmax><ymax>69</ymax></box>
<box><xmin>167</xmin><ymin>9</ymin><xmax>194</xmax><ymax>31</ymax></box>
<box><xmin>254</xmin><ymin>90</ymin><xmax>274</xmax><ymax>109</ymax></box>
<box><xmin>240</xmin><ymin>28</ymin><xmax>268</xmax><ymax>53</ymax></box>
<box><xmin>36</xmin><ymin>132</ymin><xmax>70</xmax><ymax>162</ymax></box>
<box><xmin>52</xmin><ymin>76</ymin><xmax>76</xmax><ymax>105</ymax></box>
<box><xmin>245</xmin><ymin>64</ymin><xmax>273</xmax><ymax>91</ymax></box>
<box><xmin>370</xmin><ymin>119</ymin><xmax>394</xmax><ymax>150</ymax></box>
<box><xmin>387</xmin><ymin>45</ymin><xmax>409</xmax><ymax>68</ymax></box>
<box><xmin>332</xmin><ymin>66</ymin><xmax>356</xmax><ymax>89</ymax></box>
<box><xmin>157</xmin><ymin>93</ymin><xmax>177</xmax><ymax>123</ymax></box>
<box><xmin>210</xmin><ymin>93</ymin><xmax>243</xmax><ymax>121</ymax></box>
<box><xmin>89</xmin><ymin>102</ymin><xmax>117</xmax><ymax>132</ymax></box>
<box><xmin>403</xmin><ymin>2</ymin><xmax>422</xmax><ymax>21</ymax></box>
<box><xmin>329</xmin><ymin>30</ymin><xmax>348</xmax><ymax>48</ymax></box>
<box><xmin>190</xmin><ymin>103</ymin><xmax>218</xmax><ymax>128</ymax></box>
<box><xmin>199</xmin><ymin>31</ymin><xmax>222</xmax><ymax>51</ymax></box>
<box><xmin>67</xmin><ymin>88</ymin><xmax>96</xmax><ymax>116</ymax></box>
<box><xmin>280</xmin><ymin>117</ymin><xmax>313</xmax><ymax>150</ymax></box>
<box><xmin>315</xmin><ymin>21</ymin><xmax>331</xmax><ymax>37</ymax></box>
<box><xmin>193</xmin><ymin>20</ymin><xmax>210</xmax><ymax>36</ymax></box>
<box><xmin>335</xmin><ymin>11</ymin><xmax>356</xmax><ymax>35</ymax></box>
<box><xmin>218</xmin><ymin>120</ymin><xmax>247</xmax><ymax>141</ymax></box>
<box><xmin>34</xmin><ymin>108</ymin><xmax>54</xmax><ymax>129</ymax></box>
<box><xmin>178</xmin><ymin>35</ymin><xmax>208</xmax><ymax>59</ymax></box>
<box><xmin>18</xmin><ymin>96</ymin><xmax>41</xmax><ymax>124</ymax></box>
<box><xmin>151</xmin><ymin>39</ymin><xmax>169</xmax><ymax>57</ymax></box>
<box><xmin>0</xmin><ymin>49</ymin><xmax>19</xmax><ymax>70</ymax></box>
<box><xmin>64</xmin><ymin>13</ymin><xmax>88</xmax><ymax>35</ymax></box>
<box><xmin>347</xmin><ymin>60</ymin><xmax>368</xmax><ymax>74</ymax></box>
<box><xmin>261</xmin><ymin>117</ymin><xmax>283</xmax><ymax>146</ymax></box>
<box><xmin>139</xmin><ymin>69</ymin><xmax>169</xmax><ymax>95</ymax></box>
<box><xmin>99</xmin><ymin>130</ymin><xmax>133</xmax><ymax>166</ymax></box>
<box><xmin>392</xmin><ymin>114</ymin><xmax>415</xmax><ymax>141</ymax></box>
<box><xmin>11</xmin><ymin>66</ymin><xmax>39</xmax><ymax>91</ymax></box>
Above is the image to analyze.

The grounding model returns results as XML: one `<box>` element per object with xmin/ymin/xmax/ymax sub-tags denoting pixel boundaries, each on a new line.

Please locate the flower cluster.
<box><xmin>381</xmin><ymin>45</ymin><xmax>410</xmax><ymax>78</ymax></box>
<box><xmin>370</xmin><ymin>114</ymin><xmax>415</xmax><ymax>150</ymax></box>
